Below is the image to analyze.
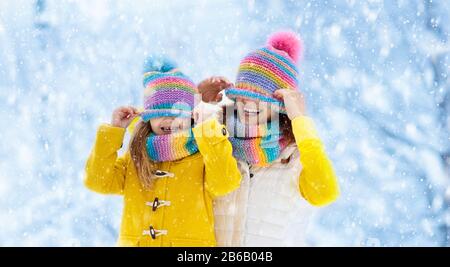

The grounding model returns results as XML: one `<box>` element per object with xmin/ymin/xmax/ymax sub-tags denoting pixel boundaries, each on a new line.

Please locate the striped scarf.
<box><xmin>146</xmin><ymin>128</ymin><xmax>198</xmax><ymax>162</ymax></box>
<box><xmin>227</xmin><ymin>113</ymin><xmax>289</xmax><ymax>167</ymax></box>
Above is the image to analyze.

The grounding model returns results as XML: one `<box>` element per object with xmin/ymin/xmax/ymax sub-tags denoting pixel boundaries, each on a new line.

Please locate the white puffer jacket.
<box><xmin>214</xmin><ymin>116</ymin><xmax>340</xmax><ymax>247</ymax></box>
<box><xmin>214</xmin><ymin>145</ymin><xmax>315</xmax><ymax>246</ymax></box>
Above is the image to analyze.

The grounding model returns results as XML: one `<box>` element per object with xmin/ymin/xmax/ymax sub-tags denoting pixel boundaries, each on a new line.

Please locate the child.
<box><xmin>84</xmin><ymin>57</ymin><xmax>241</xmax><ymax>247</ymax></box>
<box><xmin>199</xmin><ymin>31</ymin><xmax>340</xmax><ymax>246</ymax></box>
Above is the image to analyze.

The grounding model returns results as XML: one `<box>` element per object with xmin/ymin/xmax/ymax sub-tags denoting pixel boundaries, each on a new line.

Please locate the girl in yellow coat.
<box><xmin>84</xmin><ymin>57</ymin><xmax>241</xmax><ymax>247</ymax></box>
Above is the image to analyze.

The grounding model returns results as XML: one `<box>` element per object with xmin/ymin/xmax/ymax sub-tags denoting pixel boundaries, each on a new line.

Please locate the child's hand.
<box><xmin>111</xmin><ymin>106</ymin><xmax>140</xmax><ymax>128</ymax></box>
<box><xmin>273</xmin><ymin>89</ymin><xmax>306</xmax><ymax>120</ymax></box>
<box><xmin>198</xmin><ymin>76</ymin><xmax>233</xmax><ymax>103</ymax></box>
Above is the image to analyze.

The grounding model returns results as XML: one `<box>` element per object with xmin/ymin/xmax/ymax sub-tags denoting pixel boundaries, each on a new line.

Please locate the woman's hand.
<box><xmin>273</xmin><ymin>89</ymin><xmax>306</xmax><ymax>120</ymax></box>
<box><xmin>111</xmin><ymin>106</ymin><xmax>140</xmax><ymax>128</ymax></box>
<box><xmin>197</xmin><ymin>76</ymin><xmax>233</xmax><ymax>103</ymax></box>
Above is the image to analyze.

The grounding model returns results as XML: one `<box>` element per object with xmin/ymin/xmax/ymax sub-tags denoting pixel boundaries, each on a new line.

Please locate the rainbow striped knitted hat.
<box><xmin>225</xmin><ymin>31</ymin><xmax>302</xmax><ymax>113</ymax></box>
<box><xmin>140</xmin><ymin>56</ymin><xmax>197</xmax><ymax>122</ymax></box>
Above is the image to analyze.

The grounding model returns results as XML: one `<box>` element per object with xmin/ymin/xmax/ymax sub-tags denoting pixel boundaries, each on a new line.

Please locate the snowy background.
<box><xmin>0</xmin><ymin>0</ymin><xmax>449</xmax><ymax>246</ymax></box>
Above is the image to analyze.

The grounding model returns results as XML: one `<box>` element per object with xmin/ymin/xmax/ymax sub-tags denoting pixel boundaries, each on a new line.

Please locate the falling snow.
<box><xmin>0</xmin><ymin>0</ymin><xmax>449</xmax><ymax>246</ymax></box>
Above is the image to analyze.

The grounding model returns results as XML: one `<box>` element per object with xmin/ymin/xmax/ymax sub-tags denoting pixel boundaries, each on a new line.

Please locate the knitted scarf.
<box><xmin>227</xmin><ymin>112</ymin><xmax>289</xmax><ymax>167</ymax></box>
<box><xmin>146</xmin><ymin>128</ymin><xmax>198</xmax><ymax>162</ymax></box>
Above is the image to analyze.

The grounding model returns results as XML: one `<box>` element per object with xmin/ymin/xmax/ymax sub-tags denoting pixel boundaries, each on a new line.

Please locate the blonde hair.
<box><xmin>129</xmin><ymin>121</ymin><xmax>157</xmax><ymax>189</ymax></box>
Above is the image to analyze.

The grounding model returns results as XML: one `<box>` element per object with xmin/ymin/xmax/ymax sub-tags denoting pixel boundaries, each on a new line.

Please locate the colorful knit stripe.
<box><xmin>141</xmin><ymin>109</ymin><xmax>192</xmax><ymax>122</ymax></box>
<box><xmin>238</xmin><ymin>62</ymin><xmax>296</xmax><ymax>89</ymax></box>
<box><xmin>236</xmin><ymin>69</ymin><xmax>281</xmax><ymax>92</ymax></box>
<box><xmin>229</xmin><ymin>138</ymin><xmax>265</xmax><ymax>166</ymax></box>
<box><xmin>144</xmin><ymin>89</ymin><xmax>195</xmax><ymax>109</ymax></box>
<box><xmin>227</xmin><ymin>114</ymin><xmax>288</xmax><ymax>166</ymax></box>
<box><xmin>146</xmin><ymin>128</ymin><xmax>198</xmax><ymax>162</ymax></box>
<box><xmin>259</xmin><ymin>47</ymin><xmax>298</xmax><ymax>74</ymax></box>
<box><xmin>145</xmin><ymin>76</ymin><xmax>196</xmax><ymax>87</ymax></box>
<box><xmin>241</xmin><ymin>56</ymin><xmax>297</xmax><ymax>88</ymax></box>
<box><xmin>243</xmin><ymin>52</ymin><xmax>298</xmax><ymax>83</ymax></box>
<box><xmin>229</xmin><ymin>132</ymin><xmax>287</xmax><ymax>167</ymax></box>
<box><xmin>149</xmin><ymin>102</ymin><xmax>192</xmax><ymax>111</ymax></box>
<box><xmin>233</xmin><ymin>82</ymin><xmax>273</xmax><ymax>97</ymax></box>
<box><xmin>144</xmin><ymin>73</ymin><xmax>193</xmax><ymax>83</ymax></box>
<box><xmin>144</xmin><ymin>79</ymin><xmax>197</xmax><ymax>94</ymax></box>
<box><xmin>143</xmin><ymin>69</ymin><xmax>186</xmax><ymax>86</ymax></box>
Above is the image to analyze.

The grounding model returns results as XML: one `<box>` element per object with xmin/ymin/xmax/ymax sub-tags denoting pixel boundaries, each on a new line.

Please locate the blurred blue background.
<box><xmin>0</xmin><ymin>0</ymin><xmax>449</xmax><ymax>246</ymax></box>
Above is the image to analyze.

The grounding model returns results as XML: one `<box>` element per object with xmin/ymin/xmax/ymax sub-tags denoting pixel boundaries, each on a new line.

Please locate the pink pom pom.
<box><xmin>267</xmin><ymin>31</ymin><xmax>302</xmax><ymax>63</ymax></box>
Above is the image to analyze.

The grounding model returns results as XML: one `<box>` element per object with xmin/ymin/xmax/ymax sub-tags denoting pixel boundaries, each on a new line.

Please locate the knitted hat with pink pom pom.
<box><xmin>225</xmin><ymin>31</ymin><xmax>303</xmax><ymax>113</ymax></box>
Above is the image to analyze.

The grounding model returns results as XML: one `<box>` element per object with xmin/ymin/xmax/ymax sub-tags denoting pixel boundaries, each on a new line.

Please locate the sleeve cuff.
<box><xmin>291</xmin><ymin>116</ymin><xmax>320</xmax><ymax>144</ymax></box>
<box><xmin>96</xmin><ymin>124</ymin><xmax>126</xmax><ymax>151</ymax></box>
<box><xmin>193</xmin><ymin>118</ymin><xmax>229</xmax><ymax>145</ymax></box>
